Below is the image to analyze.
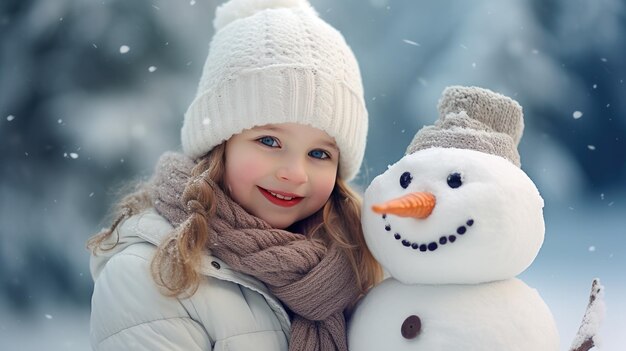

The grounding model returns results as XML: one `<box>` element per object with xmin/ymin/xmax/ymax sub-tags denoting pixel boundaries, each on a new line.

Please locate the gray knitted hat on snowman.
<box><xmin>181</xmin><ymin>0</ymin><xmax>368</xmax><ymax>181</ymax></box>
<box><xmin>406</xmin><ymin>86</ymin><xmax>524</xmax><ymax>167</ymax></box>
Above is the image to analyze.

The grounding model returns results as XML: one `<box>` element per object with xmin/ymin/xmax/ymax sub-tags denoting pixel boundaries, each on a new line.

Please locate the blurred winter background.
<box><xmin>1</xmin><ymin>0</ymin><xmax>624</xmax><ymax>349</ymax></box>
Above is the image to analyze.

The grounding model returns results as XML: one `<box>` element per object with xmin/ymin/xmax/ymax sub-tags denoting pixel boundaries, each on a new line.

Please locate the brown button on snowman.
<box><xmin>348</xmin><ymin>86</ymin><xmax>559</xmax><ymax>350</ymax></box>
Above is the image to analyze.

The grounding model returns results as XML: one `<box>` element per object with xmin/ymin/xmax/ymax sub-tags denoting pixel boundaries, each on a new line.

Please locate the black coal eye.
<box><xmin>400</xmin><ymin>172</ymin><xmax>412</xmax><ymax>189</ymax></box>
<box><xmin>447</xmin><ymin>172</ymin><xmax>463</xmax><ymax>188</ymax></box>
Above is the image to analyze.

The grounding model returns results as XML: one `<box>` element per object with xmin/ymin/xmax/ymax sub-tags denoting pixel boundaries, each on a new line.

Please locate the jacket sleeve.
<box><xmin>90</xmin><ymin>243</ymin><xmax>213</xmax><ymax>351</ymax></box>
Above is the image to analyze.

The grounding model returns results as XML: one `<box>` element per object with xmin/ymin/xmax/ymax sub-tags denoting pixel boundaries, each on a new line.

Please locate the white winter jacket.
<box><xmin>89</xmin><ymin>208</ymin><xmax>291</xmax><ymax>350</ymax></box>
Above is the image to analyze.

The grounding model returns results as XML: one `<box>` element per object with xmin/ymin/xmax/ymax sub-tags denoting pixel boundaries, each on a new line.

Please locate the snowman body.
<box><xmin>349</xmin><ymin>278</ymin><xmax>559</xmax><ymax>351</ymax></box>
<box><xmin>348</xmin><ymin>147</ymin><xmax>559</xmax><ymax>350</ymax></box>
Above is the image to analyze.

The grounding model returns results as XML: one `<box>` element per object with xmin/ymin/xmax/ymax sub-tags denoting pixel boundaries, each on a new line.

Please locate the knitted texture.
<box><xmin>406</xmin><ymin>86</ymin><xmax>524</xmax><ymax>167</ymax></box>
<box><xmin>182</xmin><ymin>0</ymin><xmax>368</xmax><ymax>181</ymax></box>
<box><xmin>150</xmin><ymin>152</ymin><xmax>360</xmax><ymax>351</ymax></box>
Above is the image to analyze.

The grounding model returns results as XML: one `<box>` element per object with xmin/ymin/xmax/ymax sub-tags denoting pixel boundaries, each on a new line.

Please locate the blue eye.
<box><xmin>309</xmin><ymin>149</ymin><xmax>330</xmax><ymax>159</ymax></box>
<box><xmin>258</xmin><ymin>136</ymin><xmax>279</xmax><ymax>147</ymax></box>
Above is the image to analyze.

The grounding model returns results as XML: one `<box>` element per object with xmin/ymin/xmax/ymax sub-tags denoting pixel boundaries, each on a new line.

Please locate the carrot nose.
<box><xmin>372</xmin><ymin>192</ymin><xmax>436</xmax><ymax>219</ymax></box>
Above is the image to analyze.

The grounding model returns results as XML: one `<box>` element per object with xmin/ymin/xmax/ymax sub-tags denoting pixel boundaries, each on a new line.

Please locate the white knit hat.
<box><xmin>181</xmin><ymin>0</ymin><xmax>368</xmax><ymax>181</ymax></box>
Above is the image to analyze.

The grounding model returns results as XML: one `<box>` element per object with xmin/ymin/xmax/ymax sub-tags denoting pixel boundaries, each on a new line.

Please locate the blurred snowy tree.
<box><xmin>0</xmin><ymin>0</ymin><xmax>214</xmax><ymax>311</ymax></box>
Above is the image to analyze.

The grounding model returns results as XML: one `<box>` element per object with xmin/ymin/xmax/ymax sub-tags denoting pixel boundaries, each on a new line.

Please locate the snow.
<box><xmin>362</xmin><ymin>148</ymin><xmax>545</xmax><ymax>284</ymax></box>
<box><xmin>1</xmin><ymin>0</ymin><xmax>624</xmax><ymax>349</ymax></box>
<box><xmin>573</xmin><ymin>111</ymin><xmax>583</xmax><ymax>119</ymax></box>
<box><xmin>354</xmin><ymin>102</ymin><xmax>560</xmax><ymax>347</ymax></box>
<box><xmin>119</xmin><ymin>45</ymin><xmax>130</xmax><ymax>54</ymax></box>
<box><xmin>402</xmin><ymin>39</ymin><xmax>420</xmax><ymax>46</ymax></box>
<box><xmin>521</xmin><ymin>204</ymin><xmax>626</xmax><ymax>351</ymax></box>
<box><xmin>0</xmin><ymin>305</ymin><xmax>90</xmax><ymax>351</ymax></box>
<box><xmin>6</xmin><ymin>115</ymin><xmax>15</xmax><ymax>121</ymax></box>
<box><xmin>570</xmin><ymin>279</ymin><xmax>605</xmax><ymax>350</ymax></box>
<box><xmin>349</xmin><ymin>278</ymin><xmax>559</xmax><ymax>350</ymax></box>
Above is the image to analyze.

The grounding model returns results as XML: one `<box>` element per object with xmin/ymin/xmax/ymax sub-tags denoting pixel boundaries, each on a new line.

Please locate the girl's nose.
<box><xmin>276</xmin><ymin>160</ymin><xmax>308</xmax><ymax>184</ymax></box>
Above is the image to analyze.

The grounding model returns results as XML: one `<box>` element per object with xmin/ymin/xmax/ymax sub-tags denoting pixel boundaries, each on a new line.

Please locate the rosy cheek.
<box><xmin>314</xmin><ymin>173</ymin><xmax>336</xmax><ymax>203</ymax></box>
<box><xmin>226</xmin><ymin>152</ymin><xmax>265</xmax><ymax>195</ymax></box>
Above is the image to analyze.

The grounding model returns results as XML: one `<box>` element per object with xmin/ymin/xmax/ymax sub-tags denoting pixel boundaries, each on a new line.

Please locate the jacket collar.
<box><xmin>132</xmin><ymin>209</ymin><xmax>281</xmax><ymax>298</ymax></box>
<box><xmin>91</xmin><ymin>208</ymin><xmax>272</xmax><ymax>303</ymax></box>
<box><xmin>90</xmin><ymin>208</ymin><xmax>291</xmax><ymax>337</ymax></box>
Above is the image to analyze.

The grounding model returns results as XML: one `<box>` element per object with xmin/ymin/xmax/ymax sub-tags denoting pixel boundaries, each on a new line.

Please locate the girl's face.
<box><xmin>224</xmin><ymin>123</ymin><xmax>339</xmax><ymax>229</ymax></box>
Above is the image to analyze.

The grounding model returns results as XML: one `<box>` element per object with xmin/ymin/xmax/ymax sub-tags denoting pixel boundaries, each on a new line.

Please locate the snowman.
<box><xmin>349</xmin><ymin>86</ymin><xmax>560</xmax><ymax>350</ymax></box>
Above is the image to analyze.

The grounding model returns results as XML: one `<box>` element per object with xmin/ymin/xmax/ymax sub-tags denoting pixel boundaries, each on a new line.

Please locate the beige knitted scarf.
<box><xmin>150</xmin><ymin>152</ymin><xmax>359</xmax><ymax>351</ymax></box>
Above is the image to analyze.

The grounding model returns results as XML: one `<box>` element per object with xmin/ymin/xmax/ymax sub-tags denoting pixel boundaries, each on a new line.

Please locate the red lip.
<box><xmin>258</xmin><ymin>187</ymin><xmax>303</xmax><ymax>207</ymax></box>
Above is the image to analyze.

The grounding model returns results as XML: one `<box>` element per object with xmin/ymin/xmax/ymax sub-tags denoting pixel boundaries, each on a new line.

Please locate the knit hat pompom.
<box><xmin>214</xmin><ymin>0</ymin><xmax>315</xmax><ymax>31</ymax></box>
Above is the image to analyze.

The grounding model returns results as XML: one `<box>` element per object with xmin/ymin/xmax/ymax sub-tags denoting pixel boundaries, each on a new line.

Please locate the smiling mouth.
<box><xmin>380</xmin><ymin>213</ymin><xmax>475</xmax><ymax>252</ymax></box>
<box><xmin>258</xmin><ymin>187</ymin><xmax>304</xmax><ymax>207</ymax></box>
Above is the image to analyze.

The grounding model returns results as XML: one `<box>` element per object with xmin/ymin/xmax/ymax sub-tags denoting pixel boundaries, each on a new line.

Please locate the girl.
<box><xmin>87</xmin><ymin>0</ymin><xmax>382</xmax><ymax>350</ymax></box>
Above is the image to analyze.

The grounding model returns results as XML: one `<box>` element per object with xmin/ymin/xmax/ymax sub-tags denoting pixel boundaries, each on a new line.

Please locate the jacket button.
<box><xmin>211</xmin><ymin>261</ymin><xmax>221</xmax><ymax>269</ymax></box>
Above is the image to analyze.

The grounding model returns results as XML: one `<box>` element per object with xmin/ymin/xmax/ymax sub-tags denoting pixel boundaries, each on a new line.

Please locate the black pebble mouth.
<box><xmin>381</xmin><ymin>213</ymin><xmax>475</xmax><ymax>252</ymax></box>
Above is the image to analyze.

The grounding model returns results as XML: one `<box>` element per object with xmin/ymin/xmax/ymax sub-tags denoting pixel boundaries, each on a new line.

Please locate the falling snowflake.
<box><xmin>587</xmin><ymin>145</ymin><xmax>596</xmax><ymax>151</ymax></box>
<box><xmin>45</xmin><ymin>314</ymin><xmax>53</xmax><ymax>320</ymax></box>
<box><xmin>202</xmin><ymin>118</ymin><xmax>211</xmax><ymax>126</ymax></box>
<box><xmin>588</xmin><ymin>246</ymin><xmax>596</xmax><ymax>252</ymax></box>
<box><xmin>70</xmin><ymin>153</ymin><xmax>79</xmax><ymax>159</ymax></box>
<box><xmin>190</xmin><ymin>0</ymin><xmax>196</xmax><ymax>5</ymax></box>
<box><xmin>402</xmin><ymin>39</ymin><xmax>420</xmax><ymax>47</ymax></box>
<box><xmin>120</xmin><ymin>45</ymin><xmax>130</xmax><ymax>54</ymax></box>
<box><xmin>148</xmin><ymin>66</ymin><xmax>157</xmax><ymax>72</ymax></box>
<box><xmin>573</xmin><ymin>111</ymin><xmax>583</xmax><ymax>119</ymax></box>
<box><xmin>7</xmin><ymin>115</ymin><xmax>15</xmax><ymax>121</ymax></box>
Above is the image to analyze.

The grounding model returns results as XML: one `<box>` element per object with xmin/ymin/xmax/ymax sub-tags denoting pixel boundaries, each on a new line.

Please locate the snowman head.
<box><xmin>363</xmin><ymin>86</ymin><xmax>544</xmax><ymax>284</ymax></box>
<box><xmin>363</xmin><ymin>147</ymin><xmax>544</xmax><ymax>284</ymax></box>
